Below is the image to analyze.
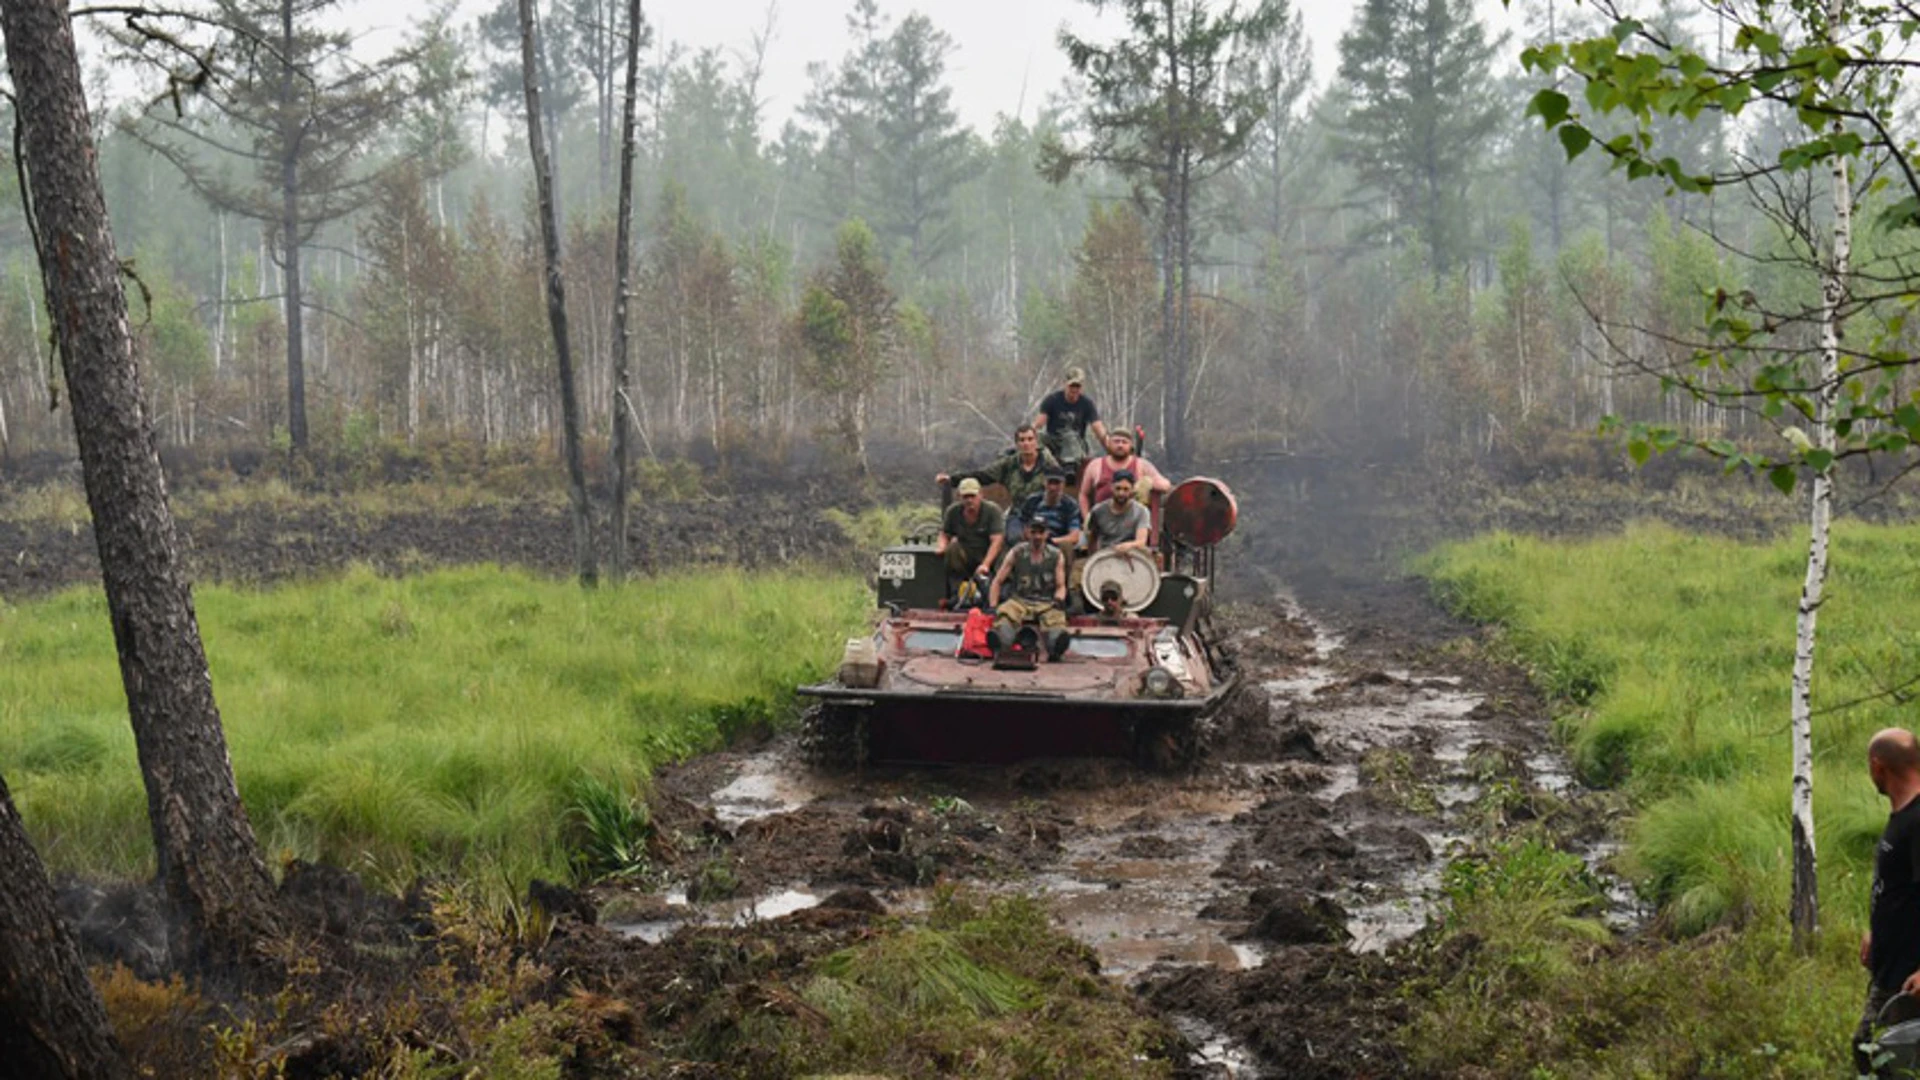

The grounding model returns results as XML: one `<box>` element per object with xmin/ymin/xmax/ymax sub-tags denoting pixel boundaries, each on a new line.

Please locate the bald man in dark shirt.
<box><xmin>1857</xmin><ymin>728</ymin><xmax>1920</xmax><ymax>1073</ymax></box>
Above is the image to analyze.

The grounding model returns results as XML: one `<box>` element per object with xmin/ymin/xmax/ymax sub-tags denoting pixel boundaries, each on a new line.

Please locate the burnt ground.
<box><xmin>10</xmin><ymin>446</ymin><xmax>1772</xmax><ymax>1077</ymax></box>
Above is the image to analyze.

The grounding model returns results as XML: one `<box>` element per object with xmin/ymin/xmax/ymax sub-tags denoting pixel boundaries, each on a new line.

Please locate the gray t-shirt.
<box><xmin>1088</xmin><ymin>500</ymin><xmax>1150</xmax><ymax>549</ymax></box>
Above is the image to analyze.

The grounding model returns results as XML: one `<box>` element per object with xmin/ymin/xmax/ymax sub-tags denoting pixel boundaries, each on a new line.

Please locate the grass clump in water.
<box><xmin>0</xmin><ymin>564</ymin><xmax>867</xmax><ymax>891</ymax></box>
<box><xmin>781</xmin><ymin>890</ymin><xmax>1174</xmax><ymax>1079</ymax></box>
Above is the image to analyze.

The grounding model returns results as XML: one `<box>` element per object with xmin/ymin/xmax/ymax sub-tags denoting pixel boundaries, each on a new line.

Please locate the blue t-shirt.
<box><xmin>1017</xmin><ymin>491</ymin><xmax>1083</xmax><ymax>540</ymax></box>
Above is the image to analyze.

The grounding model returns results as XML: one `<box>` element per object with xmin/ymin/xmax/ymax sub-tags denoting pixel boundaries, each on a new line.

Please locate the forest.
<box><xmin>0</xmin><ymin>0</ymin><xmax>1895</xmax><ymax>472</ymax></box>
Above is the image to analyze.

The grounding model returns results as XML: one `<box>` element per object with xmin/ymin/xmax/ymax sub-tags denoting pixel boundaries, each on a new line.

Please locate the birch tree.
<box><xmin>1525</xmin><ymin>0</ymin><xmax>1912</xmax><ymax>948</ymax></box>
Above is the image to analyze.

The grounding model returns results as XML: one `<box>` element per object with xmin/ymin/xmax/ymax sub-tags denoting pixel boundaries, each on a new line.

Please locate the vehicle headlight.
<box><xmin>1143</xmin><ymin>667</ymin><xmax>1182</xmax><ymax>699</ymax></box>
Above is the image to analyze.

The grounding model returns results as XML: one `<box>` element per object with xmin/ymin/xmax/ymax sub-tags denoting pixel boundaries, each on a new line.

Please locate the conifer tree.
<box><xmin>872</xmin><ymin>14</ymin><xmax>980</xmax><ymax>271</ymax></box>
<box><xmin>1334</xmin><ymin>0</ymin><xmax>1503</xmax><ymax>274</ymax></box>
<box><xmin>1046</xmin><ymin>0</ymin><xmax>1285</xmax><ymax>467</ymax></box>
<box><xmin>121</xmin><ymin>0</ymin><xmax>429</xmax><ymax>449</ymax></box>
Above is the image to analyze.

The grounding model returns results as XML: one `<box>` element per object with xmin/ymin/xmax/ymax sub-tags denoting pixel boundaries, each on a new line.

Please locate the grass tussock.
<box><xmin>1416</xmin><ymin>520</ymin><xmax>1917</xmax><ymax>1074</ymax></box>
<box><xmin>0</xmin><ymin>565</ymin><xmax>867</xmax><ymax>891</ymax></box>
<box><xmin>782</xmin><ymin>890</ymin><xmax>1174</xmax><ymax>1079</ymax></box>
<box><xmin>1407</xmin><ymin>840</ymin><xmax>1853</xmax><ymax>1078</ymax></box>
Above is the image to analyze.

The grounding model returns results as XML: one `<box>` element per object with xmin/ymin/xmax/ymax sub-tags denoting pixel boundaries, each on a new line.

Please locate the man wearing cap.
<box><xmin>936</xmin><ymin>477</ymin><xmax>1005</xmax><ymax>599</ymax></box>
<box><xmin>988</xmin><ymin>516</ymin><xmax>1070</xmax><ymax>660</ymax></box>
<box><xmin>936</xmin><ymin>424</ymin><xmax>1060</xmax><ymax>537</ymax></box>
<box><xmin>1079</xmin><ymin>428</ymin><xmax>1170</xmax><ymax>520</ymax></box>
<box><xmin>1018</xmin><ymin>466</ymin><xmax>1083</xmax><ymax>551</ymax></box>
<box><xmin>1033</xmin><ymin>368</ymin><xmax>1109</xmax><ymax>478</ymax></box>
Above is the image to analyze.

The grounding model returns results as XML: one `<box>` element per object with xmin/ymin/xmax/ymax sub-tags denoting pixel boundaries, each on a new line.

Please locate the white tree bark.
<box><xmin>1790</xmin><ymin>30</ymin><xmax>1853</xmax><ymax>946</ymax></box>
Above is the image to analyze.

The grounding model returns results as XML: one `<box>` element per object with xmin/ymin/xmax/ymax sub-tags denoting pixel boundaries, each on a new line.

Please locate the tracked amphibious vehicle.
<box><xmin>798</xmin><ymin>477</ymin><xmax>1242</xmax><ymax>768</ymax></box>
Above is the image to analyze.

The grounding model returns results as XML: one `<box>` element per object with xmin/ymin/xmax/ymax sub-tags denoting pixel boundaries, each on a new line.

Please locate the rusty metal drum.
<box><xmin>1163</xmin><ymin>477</ymin><xmax>1238</xmax><ymax>547</ymax></box>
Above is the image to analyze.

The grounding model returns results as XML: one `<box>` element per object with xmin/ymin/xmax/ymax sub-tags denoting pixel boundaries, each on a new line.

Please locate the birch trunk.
<box><xmin>520</xmin><ymin>0</ymin><xmax>598</xmax><ymax>587</ymax></box>
<box><xmin>609</xmin><ymin>0</ymin><xmax>643</xmax><ymax>577</ymax></box>
<box><xmin>1789</xmin><ymin>79</ymin><xmax>1852</xmax><ymax>952</ymax></box>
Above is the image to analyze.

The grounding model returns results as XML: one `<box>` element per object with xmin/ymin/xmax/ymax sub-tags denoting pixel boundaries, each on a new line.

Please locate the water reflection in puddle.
<box><xmin>709</xmin><ymin>757</ymin><xmax>819</xmax><ymax>827</ymax></box>
<box><xmin>611</xmin><ymin>887</ymin><xmax>822</xmax><ymax>943</ymax></box>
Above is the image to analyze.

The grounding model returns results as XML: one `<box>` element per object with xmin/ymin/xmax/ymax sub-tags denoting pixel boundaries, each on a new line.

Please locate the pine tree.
<box><xmin>798</xmin><ymin>219</ymin><xmax>896</xmax><ymax>475</ymax></box>
<box><xmin>1334</xmin><ymin>0</ymin><xmax>1503</xmax><ymax>275</ymax></box>
<box><xmin>1046</xmin><ymin>0</ymin><xmax>1286</xmax><ymax>467</ymax></box>
<box><xmin>872</xmin><ymin>14</ymin><xmax>980</xmax><ymax>272</ymax></box>
<box><xmin>120</xmin><ymin>0</ymin><xmax>426</xmax><ymax>449</ymax></box>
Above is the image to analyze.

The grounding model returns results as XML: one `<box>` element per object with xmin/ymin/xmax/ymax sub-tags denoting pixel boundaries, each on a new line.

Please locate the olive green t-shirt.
<box><xmin>942</xmin><ymin>500</ymin><xmax>1006</xmax><ymax>564</ymax></box>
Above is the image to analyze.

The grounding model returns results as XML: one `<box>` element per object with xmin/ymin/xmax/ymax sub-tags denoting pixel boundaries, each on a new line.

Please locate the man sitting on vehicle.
<box><xmin>936</xmin><ymin>477</ymin><xmax>1005</xmax><ymax>603</ymax></box>
<box><xmin>1086</xmin><ymin>471</ymin><xmax>1152</xmax><ymax>557</ymax></box>
<box><xmin>1085</xmin><ymin>471</ymin><xmax>1154</xmax><ymax>617</ymax></box>
<box><xmin>936</xmin><ymin>424</ymin><xmax>1060</xmax><ymax>537</ymax></box>
<box><xmin>1018</xmin><ymin>466</ymin><xmax>1083</xmax><ymax>551</ymax></box>
<box><xmin>1033</xmin><ymin>368</ymin><xmax>1109</xmax><ymax>480</ymax></box>
<box><xmin>988</xmin><ymin>516</ymin><xmax>1070</xmax><ymax>660</ymax></box>
<box><xmin>1078</xmin><ymin>428</ymin><xmax>1170</xmax><ymax>519</ymax></box>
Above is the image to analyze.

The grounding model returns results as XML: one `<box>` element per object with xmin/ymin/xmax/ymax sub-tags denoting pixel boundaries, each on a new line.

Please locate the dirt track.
<box><xmin>10</xmin><ymin>455</ymin><xmax>1633</xmax><ymax>1076</ymax></box>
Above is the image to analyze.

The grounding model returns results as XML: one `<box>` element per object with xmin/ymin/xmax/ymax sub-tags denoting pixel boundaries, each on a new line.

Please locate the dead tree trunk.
<box><xmin>520</xmin><ymin>0</ymin><xmax>598</xmax><ymax>587</ymax></box>
<box><xmin>279</xmin><ymin>0</ymin><xmax>308</xmax><ymax>450</ymax></box>
<box><xmin>608</xmin><ymin>0</ymin><xmax>644</xmax><ymax>577</ymax></box>
<box><xmin>0</xmin><ymin>774</ymin><xmax>131</xmax><ymax>1080</ymax></box>
<box><xmin>2</xmin><ymin>0</ymin><xmax>280</xmax><ymax>962</ymax></box>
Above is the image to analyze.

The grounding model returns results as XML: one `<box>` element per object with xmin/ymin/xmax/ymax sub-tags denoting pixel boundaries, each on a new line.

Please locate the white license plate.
<box><xmin>878</xmin><ymin>553</ymin><xmax>916</xmax><ymax>581</ymax></box>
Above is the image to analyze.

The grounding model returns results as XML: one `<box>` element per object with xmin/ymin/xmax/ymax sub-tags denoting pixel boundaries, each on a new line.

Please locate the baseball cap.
<box><xmin>1044</xmin><ymin>466</ymin><xmax>1066</xmax><ymax>482</ymax></box>
<box><xmin>956</xmin><ymin>478</ymin><xmax>982</xmax><ymax>495</ymax></box>
<box><xmin>1064</xmin><ymin>367</ymin><xmax>1086</xmax><ymax>385</ymax></box>
<box><xmin>1025</xmin><ymin>515</ymin><xmax>1049</xmax><ymax>531</ymax></box>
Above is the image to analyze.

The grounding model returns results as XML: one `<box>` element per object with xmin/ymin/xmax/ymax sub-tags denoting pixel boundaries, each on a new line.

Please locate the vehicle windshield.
<box><xmin>1068</xmin><ymin>636</ymin><xmax>1130</xmax><ymax>659</ymax></box>
<box><xmin>904</xmin><ymin>629</ymin><xmax>962</xmax><ymax>652</ymax></box>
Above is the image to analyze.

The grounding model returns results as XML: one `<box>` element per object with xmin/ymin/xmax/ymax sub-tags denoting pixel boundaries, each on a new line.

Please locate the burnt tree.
<box><xmin>4</xmin><ymin>0</ymin><xmax>280</xmax><ymax>960</ymax></box>
<box><xmin>608</xmin><ymin>0</ymin><xmax>644</xmax><ymax>576</ymax></box>
<box><xmin>0</xmin><ymin>773</ymin><xmax>130</xmax><ymax>1080</ymax></box>
<box><xmin>519</xmin><ymin>0</ymin><xmax>597</xmax><ymax>585</ymax></box>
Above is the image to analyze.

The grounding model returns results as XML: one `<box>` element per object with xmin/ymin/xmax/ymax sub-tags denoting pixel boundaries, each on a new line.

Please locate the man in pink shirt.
<box><xmin>1078</xmin><ymin>428</ymin><xmax>1170</xmax><ymax>518</ymax></box>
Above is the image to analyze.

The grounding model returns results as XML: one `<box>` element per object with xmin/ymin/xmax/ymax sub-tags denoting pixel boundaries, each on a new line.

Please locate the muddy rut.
<box><xmin>621</xmin><ymin>584</ymin><xmax>1609</xmax><ymax>1079</ymax></box>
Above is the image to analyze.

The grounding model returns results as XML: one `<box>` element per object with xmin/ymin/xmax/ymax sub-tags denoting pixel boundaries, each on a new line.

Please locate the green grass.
<box><xmin>1415</xmin><ymin>520</ymin><xmax>1920</xmax><ymax>1075</ymax></box>
<box><xmin>0</xmin><ymin>564</ymin><xmax>867</xmax><ymax>890</ymax></box>
<box><xmin>780</xmin><ymin>890</ymin><xmax>1174</xmax><ymax>1078</ymax></box>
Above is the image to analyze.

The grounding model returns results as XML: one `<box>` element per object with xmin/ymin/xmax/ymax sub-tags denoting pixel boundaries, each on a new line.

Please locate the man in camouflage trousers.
<box><xmin>988</xmin><ymin>516</ymin><xmax>1070</xmax><ymax>660</ymax></box>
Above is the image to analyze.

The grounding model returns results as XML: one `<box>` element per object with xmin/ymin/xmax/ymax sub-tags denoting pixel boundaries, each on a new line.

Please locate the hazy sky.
<box><xmin>641</xmin><ymin>0</ymin><xmax>1529</xmax><ymax>135</ymax></box>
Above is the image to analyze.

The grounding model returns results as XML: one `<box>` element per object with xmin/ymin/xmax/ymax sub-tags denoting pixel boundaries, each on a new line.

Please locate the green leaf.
<box><xmin>1805</xmin><ymin>449</ymin><xmax>1835</xmax><ymax>473</ymax></box>
<box><xmin>1611</xmin><ymin>17</ymin><xmax>1643</xmax><ymax>42</ymax></box>
<box><xmin>1530</xmin><ymin>88</ymin><xmax>1572</xmax><ymax>127</ymax></box>
<box><xmin>1769</xmin><ymin>465</ymin><xmax>1797</xmax><ymax>495</ymax></box>
<box><xmin>1558</xmin><ymin>125</ymin><xmax>1594</xmax><ymax>160</ymax></box>
<box><xmin>1628</xmin><ymin>439</ymin><xmax>1651</xmax><ymax>466</ymax></box>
